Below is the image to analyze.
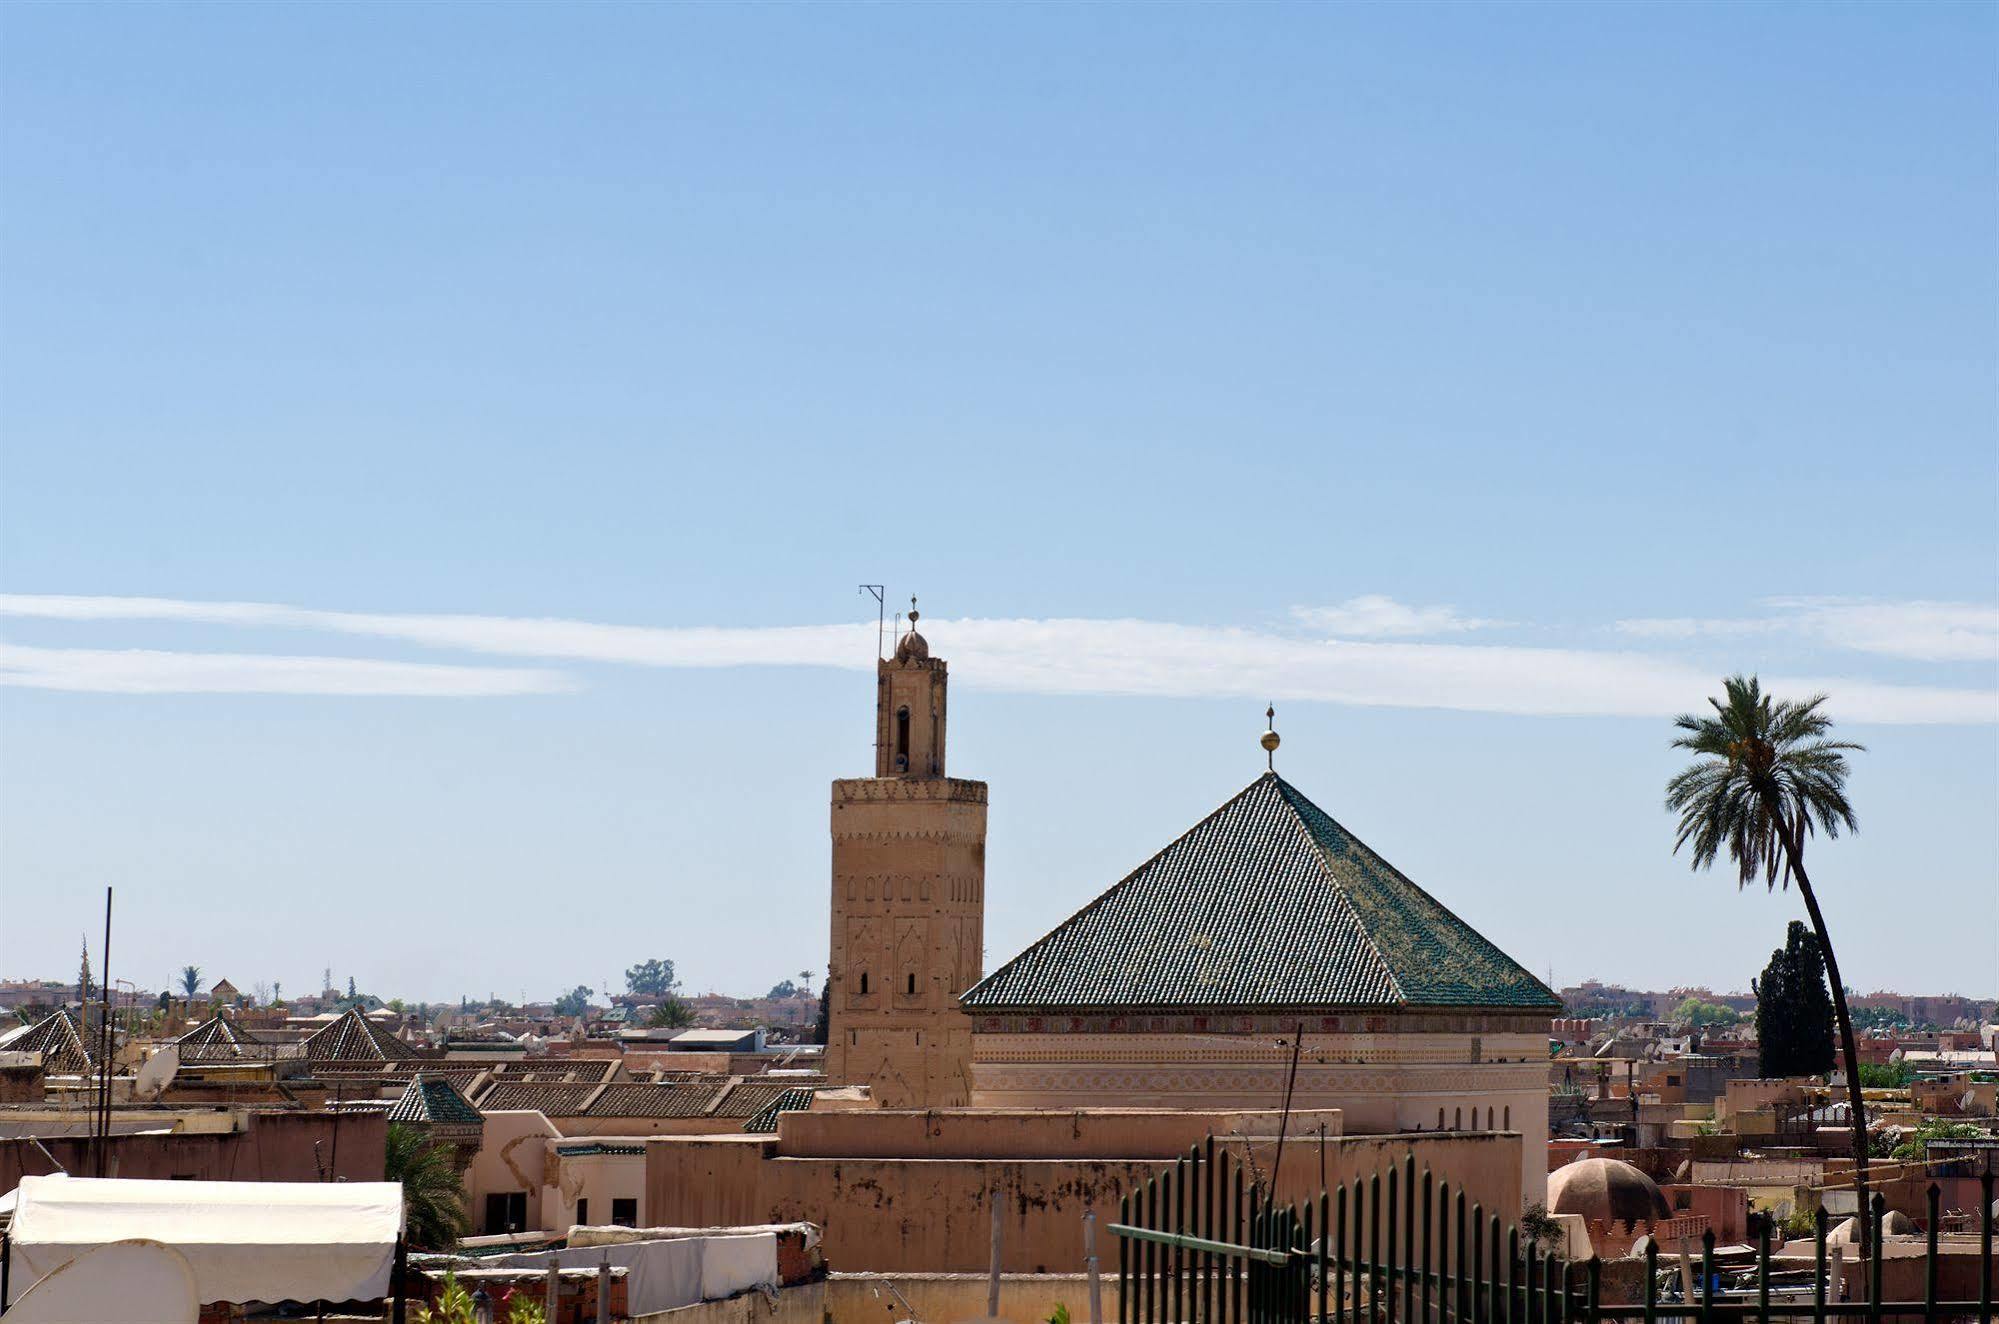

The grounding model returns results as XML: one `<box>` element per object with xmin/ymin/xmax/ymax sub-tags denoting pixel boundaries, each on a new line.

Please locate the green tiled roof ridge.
<box><xmin>1271</xmin><ymin>776</ymin><xmax>1560</xmax><ymax>1011</ymax></box>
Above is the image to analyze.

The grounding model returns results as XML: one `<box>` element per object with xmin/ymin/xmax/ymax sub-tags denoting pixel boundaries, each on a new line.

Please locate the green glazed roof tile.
<box><xmin>962</xmin><ymin>772</ymin><xmax>1560</xmax><ymax>1013</ymax></box>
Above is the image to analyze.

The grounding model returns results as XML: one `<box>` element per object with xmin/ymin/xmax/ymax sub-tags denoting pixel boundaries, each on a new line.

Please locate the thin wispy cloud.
<box><xmin>0</xmin><ymin>643</ymin><xmax>573</xmax><ymax>697</ymax></box>
<box><xmin>1616</xmin><ymin>598</ymin><xmax>1999</xmax><ymax>663</ymax></box>
<box><xmin>3</xmin><ymin>593</ymin><xmax>1993</xmax><ymax>723</ymax></box>
<box><xmin>1289</xmin><ymin>595</ymin><xmax>1501</xmax><ymax>638</ymax></box>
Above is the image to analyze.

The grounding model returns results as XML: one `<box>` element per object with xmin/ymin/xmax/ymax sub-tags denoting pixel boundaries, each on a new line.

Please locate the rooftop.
<box><xmin>964</xmin><ymin>771</ymin><xmax>1560</xmax><ymax>1013</ymax></box>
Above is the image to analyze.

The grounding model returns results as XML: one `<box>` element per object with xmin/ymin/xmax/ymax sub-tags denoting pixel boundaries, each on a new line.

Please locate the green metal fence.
<box><xmin>1110</xmin><ymin>1141</ymin><xmax>1996</xmax><ymax>1324</ymax></box>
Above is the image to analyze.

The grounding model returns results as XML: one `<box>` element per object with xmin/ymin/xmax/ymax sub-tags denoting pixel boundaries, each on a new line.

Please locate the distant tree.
<box><xmin>1890</xmin><ymin>1118</ymin><xmax>1985</xmax><ymax>1161</ymax></box>
<box><xmin>1756</xmin><ymin>921</ymin><xmax>1835</xmax><ymax>1077</ymax></box>
<box><xmin>346</xmin><ymin>975</ymin><xmax>357</xmax><ymax>999</ymax></box>
<box><xmin>553</xmin><ymin>985</ymin><xmax>593</xmax><ymax>1017</ymax></box>
<box><xmin>271</xmin><ymin>981</ymin><xmax>282</xmax><ymax>1005</ymax></box>
<box><xmin>1849</xmin><ymin>1004</ymin><xmax>1911</xmax><ymax>1031</ymax></box>
<box><xmin>178</xmin><ymin>965</ymin><xmax>202</xmax><ymax>999</ymax></box>
<box><xmin>1671</xmin><ymin>997</ymin><xmax>1743</xmax><ymax>1029</ymax></box>
<box><xmin>1858</xmin><ymin>1061</ymin><xmax>1913</xmax><ymax>1089</ymax></box>
<box><xmin>767</xmin><ymin>980</ymin><xmax>801</xmax><ymax>1000</ymax></box>
<box><xmin>252</xmin><ymin>981</ymin><xmax>272</xmax><ymax>1006</ymax></box>
<box><xmin>1668</xmin><ymin>675</ymin><xmax>1871</xmax><ymax>1242</ymax></box>
<box><xmin>647</xmin><ymin>996</ymin><xmax>695</xmax><ymax>1029</ymax></box>
<box><xmin>624</xmin><ymin>959</ymin><xmax>679</xmax><ymax>997</ymax></box>
<box><xmin>385</xmin><ymin>1123</ymin><xmax>470</xmax><ymax>1250</ymax></box>
<box><xmin>156</xmin><ymin>990</ymin><xmax>172</xmax><ymax>1011</ymax></box>
<box><xmin>78</xmin><ymin>939</ymin><xmax>94</xmax><ymax>1003</ymax></box>
<box><xmin>812</xmin><ymin>981</ymin><xmax>829</xmax><ymax>1045</ymax></box>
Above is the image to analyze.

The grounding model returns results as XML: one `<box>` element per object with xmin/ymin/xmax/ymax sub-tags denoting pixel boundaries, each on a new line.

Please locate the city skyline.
<box><xmin>2</xmin><ymin>4</ymin><xmax>1994</xmax><ymax>1000</ymax></box>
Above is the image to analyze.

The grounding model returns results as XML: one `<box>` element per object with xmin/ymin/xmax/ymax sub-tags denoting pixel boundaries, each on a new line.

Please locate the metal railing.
<box><xmin>1110</xmin><ymin>1139</ymin><xmax>1997</xmax><ymax>1324</ymax></box>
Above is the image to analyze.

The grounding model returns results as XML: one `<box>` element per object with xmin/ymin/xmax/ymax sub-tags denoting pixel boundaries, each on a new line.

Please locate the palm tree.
<box><xmin>384</xmin><ymin>1123</ymin><xmax>471</xmax><ymax>1250</ymax></box>
<box><xmin>1666</xmin><ymin>674</ymin><xmax>1870</xmax><ymax>1243</ymax></box>
<box><xmin>178</xmin><ymin>965</ymin><xmax>202</xmax><ymax>1000</ymax></box>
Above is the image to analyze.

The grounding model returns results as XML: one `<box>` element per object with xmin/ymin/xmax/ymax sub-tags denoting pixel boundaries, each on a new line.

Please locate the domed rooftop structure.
<box><xmin>894</xmin><ymin>605</ymin><xmax>930</xmax><ymax>663</ymax></box>
<box><xmin>1547</xmin><ymin>1158</ymin><xmax>1671</xmax><ymax>1224</ymax></box>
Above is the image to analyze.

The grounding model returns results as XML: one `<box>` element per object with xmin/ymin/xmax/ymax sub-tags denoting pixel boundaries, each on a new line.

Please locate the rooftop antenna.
<box><xmin>1261</xmin><ymin>705</ymin><xmax>1280</xmax><ymax>772</ymax></box>
<box><xmin>858</xmin><ymin>585</ymin><xmax>885</xmax><ymax>659</ymax></box>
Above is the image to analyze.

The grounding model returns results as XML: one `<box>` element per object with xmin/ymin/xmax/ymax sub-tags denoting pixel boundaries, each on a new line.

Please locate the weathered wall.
<box><xmin>645</xmin><ymin>1112</ymin><xmax>1521</xmax><ymax>1274</ymax></box>
<box><xmin>0</xmin><ymin>1109</ymin><xmax>384</xmax><ymax>1189</ymax></box>
<box><xmin>971</xmin><ymin>1018</ymin><xmax>1549</xmax><ymax>1202</ymax></box>
<box><xmin>825</xmin><ymin>772</ymin><xmax>987</xmax><ymax>1110</ymax></box>
<box><xmin>550</xmin><ymin>1147</ymin><xmax>649</xmax><ymax>1230</ymax></box>
<box><xmin>466</xmin><ymin>1109</ymin><xmax>560</xmax><ymax>1235</ymax></box>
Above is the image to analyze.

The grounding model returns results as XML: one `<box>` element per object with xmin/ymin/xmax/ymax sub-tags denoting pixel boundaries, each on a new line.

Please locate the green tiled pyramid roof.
<box><xmin>389</xmin><ymin>1073</ymin><xmax>485</xmax><ymax>1128</ymax></box>
<box><xmin>962</xmin><ymin>772</ymin><xmax>1560</xmax><ymax>1013</ymax></box>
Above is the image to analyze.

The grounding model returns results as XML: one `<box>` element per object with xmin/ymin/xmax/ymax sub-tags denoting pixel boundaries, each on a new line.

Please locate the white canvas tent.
<box><xmin>7</xmin><ymin>1176</ymin><xmax>403</xmax><ymax>1305</ymax></box>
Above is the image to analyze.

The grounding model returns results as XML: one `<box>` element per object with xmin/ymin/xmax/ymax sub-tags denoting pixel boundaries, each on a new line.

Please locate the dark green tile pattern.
<box><xmin>962</xmin><ymin>772</ymin><xmax>1559</xmax><ymax>1013</ymax></box>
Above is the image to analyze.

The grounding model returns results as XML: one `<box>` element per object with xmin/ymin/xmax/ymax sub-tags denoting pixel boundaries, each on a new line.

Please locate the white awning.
<box><xmin>8</xmin><ymin>1176</ymin><xmax>403</xmax><ymax>1304</ymax></box>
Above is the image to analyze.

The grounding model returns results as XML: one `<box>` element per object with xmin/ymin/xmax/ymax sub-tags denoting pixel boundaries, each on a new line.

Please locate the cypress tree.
<box><xmin>1755</xmin><ymin>921</ymin><xmax>1835</xmax><ymax>1077</ymax></box>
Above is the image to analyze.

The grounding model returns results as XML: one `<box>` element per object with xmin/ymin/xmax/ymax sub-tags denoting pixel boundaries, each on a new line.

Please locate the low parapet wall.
<box><xmin>774</xmin><ymin>1106</ymin><xmax>1343</xmax><ymax>1159</ymax></box>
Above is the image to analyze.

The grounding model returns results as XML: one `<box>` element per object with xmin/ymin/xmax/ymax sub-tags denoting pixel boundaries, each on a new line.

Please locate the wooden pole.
<box><xmin>597</xmin><ymin>1256</ymin><xmax>611</xmax><ymax>1324</ymax></box>
<box><xmin>96</xmin><ymin>887</ymin><xmax>114</xmax><ymax>1178</ymax></box>
<box><xmin>545</xmin><ymin>1259</ymin><xmax>561</xmax><ymax>1324</ymax></box>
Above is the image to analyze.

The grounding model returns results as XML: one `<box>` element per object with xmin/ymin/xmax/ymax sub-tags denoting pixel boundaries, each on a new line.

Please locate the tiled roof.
<box><xmin>11</xmin><ymin>1009</ymin><xmax>91</xmax><ymax>1074</ymax></box>
<box><xmin>742</xmin><ymin>1087</ymin><xmax>815</xmax><ymax>1134</ymax></box>
<box><xmin>477</xmin><ymin>1082</ymin><xmax>606</xmax><ymax>1116</ymax></box>
<box><xmin>710</xmin><ymin>1080</ymin><xmax>799</xmax><ymax>1119</ymax></box>
<box><xmin>175</xmin><ymin>1015</ymin><xmax>270</xmax><ymax>1060</ymax></box>
<box><xmin>389</xmin><ymin>1073</ymin><xmax>486</xmax><ymax>1128</ymax></box>
<box><xmin>486</xmin><ymin>1061</ymin><xmax>620</xmax><ymax>1085</ymax></box>
<box><xmin>963</xmin><ymin>772</ymin><xmax>1561</xmax><ymax>1013</ymax></box>
<box><xmin>303</xmin><ymin>1008</ymin><xmax>424</xmax><ymax>1062</ymax></box>
<box><xmin>586</xmin><ymin>1082</ymin><xmax>725</xmax><ymax>1119</ymax></box>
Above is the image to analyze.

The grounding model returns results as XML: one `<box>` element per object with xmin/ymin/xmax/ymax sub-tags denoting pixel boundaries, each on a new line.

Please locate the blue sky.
<box><xmin>2</xmin><ymin>3</ymin><xmax>1993</xmax><ymax>1005</ymax></box>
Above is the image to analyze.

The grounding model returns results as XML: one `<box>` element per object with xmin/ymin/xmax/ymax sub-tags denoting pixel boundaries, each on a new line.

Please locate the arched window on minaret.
<box><xmin>895</xmin><ymin>706</ymin><xmax>910</xmax><ymax>771</ymax></box>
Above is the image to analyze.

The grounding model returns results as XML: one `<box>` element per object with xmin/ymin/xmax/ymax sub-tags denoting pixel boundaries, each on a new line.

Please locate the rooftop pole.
<box><xmin>96</xmin><ymin>887</ymin><xmax>113</xmax><ymax>1178</ymax></box>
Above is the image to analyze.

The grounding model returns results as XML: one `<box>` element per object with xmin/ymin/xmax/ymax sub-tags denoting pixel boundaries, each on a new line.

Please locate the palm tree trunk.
<box><xmin>1782</xmin><ymin>832</ymin><xmax>1871</xmax><ymax>1254</ymax></box>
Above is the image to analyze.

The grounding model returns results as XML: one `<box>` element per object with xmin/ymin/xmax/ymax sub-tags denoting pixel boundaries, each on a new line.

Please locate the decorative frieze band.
<box><xmin>832</xmin><ymin>777</ymin><xmax>989</xmax><ymax>805</ymax></box>
<box><xmin>969</xmin><ymin>1011</ymin><xmax>1551</xmax><ymax>1036</ymax></box>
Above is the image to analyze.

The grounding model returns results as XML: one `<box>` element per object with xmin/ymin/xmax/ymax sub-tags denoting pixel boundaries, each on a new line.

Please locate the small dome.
<box><xmin>1547</xmin><ymin>1158</ymin><xmax>1672</xmax><ymax>1224</ymax></box>
<box><xmin>895</xmin><ymin>628</ymin><xmax>929</xmax><ymax>663</ymax></box>
<box><xmin>1881</xmin><ymin>1211</ymin><xmax>1917</xmax><ymax>1237</ymax></box>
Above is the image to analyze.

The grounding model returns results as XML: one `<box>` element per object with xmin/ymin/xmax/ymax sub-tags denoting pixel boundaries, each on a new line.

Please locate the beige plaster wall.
<box><xmin>550</xmin><ymin>1147</ymin><xmax>649</xmax><ymax>1230</ymax></box>
<box><xmin>464</xmin><ymin>1110</ymin><xmax>559</xmax><ymax>1234</ymax></box>
<box><xmin>644</xmin><ymin>1110</ymin><xmax>1521</xmax><ymax>1274</ymax></box>
<box><xmin>971</xmin><ymin>1024</ymin><xmax>1549</xmax><ymax>1202</ymax></box>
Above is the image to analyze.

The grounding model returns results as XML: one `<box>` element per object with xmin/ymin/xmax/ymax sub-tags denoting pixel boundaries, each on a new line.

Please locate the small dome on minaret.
<box><xmin>895</xmin><ymin>606</ymin><xmax>929</xmax><ymax>662</ymax></box>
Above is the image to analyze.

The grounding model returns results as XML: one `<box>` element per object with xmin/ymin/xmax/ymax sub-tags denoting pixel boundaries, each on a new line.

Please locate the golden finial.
<box><xmin>1261</xmin><ymin>704</ymin><xmax>1280</xmax><ymax>771</ymax></box>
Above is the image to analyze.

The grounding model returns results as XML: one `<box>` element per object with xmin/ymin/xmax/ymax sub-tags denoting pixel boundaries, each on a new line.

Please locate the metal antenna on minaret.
<box><xmin>858</xmin><ymin>585</ymin><xmax>885</xmax><ymax>659</ymax></box>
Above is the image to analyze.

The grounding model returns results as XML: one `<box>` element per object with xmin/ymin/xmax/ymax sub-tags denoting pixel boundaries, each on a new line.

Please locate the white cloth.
<box><xmin>490</xmin><ymin>1231</ymin><xmax>776</xmax><ymax>1315</ymax></box>
<box><xmin>1</xmin><ymin>1239</ymin><xmax>200</xmax><ymax>1323</ymax></box>
<box><xmin>697</xmin><ymin>1231</ymin><xmax>778</xmax><ymax>1301</ymax></box>
<box><xmin>8</xmin><ymin>1176</ymin><xmax>402</xmax><ymax>1305</ymax></box>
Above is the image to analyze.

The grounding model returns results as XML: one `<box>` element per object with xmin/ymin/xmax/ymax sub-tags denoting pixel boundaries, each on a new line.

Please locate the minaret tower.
<box><xmin>824</xmin><ymin>602</ymin><xmax>987</xmax><ymax>1107</ymax></box>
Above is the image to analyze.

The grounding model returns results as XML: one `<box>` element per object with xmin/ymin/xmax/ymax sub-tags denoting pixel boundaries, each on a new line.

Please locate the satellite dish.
<box><xmin>133</xmin><ymin>1045</ymin><xmax>179</xmax><ymax>1102</ymax></box>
